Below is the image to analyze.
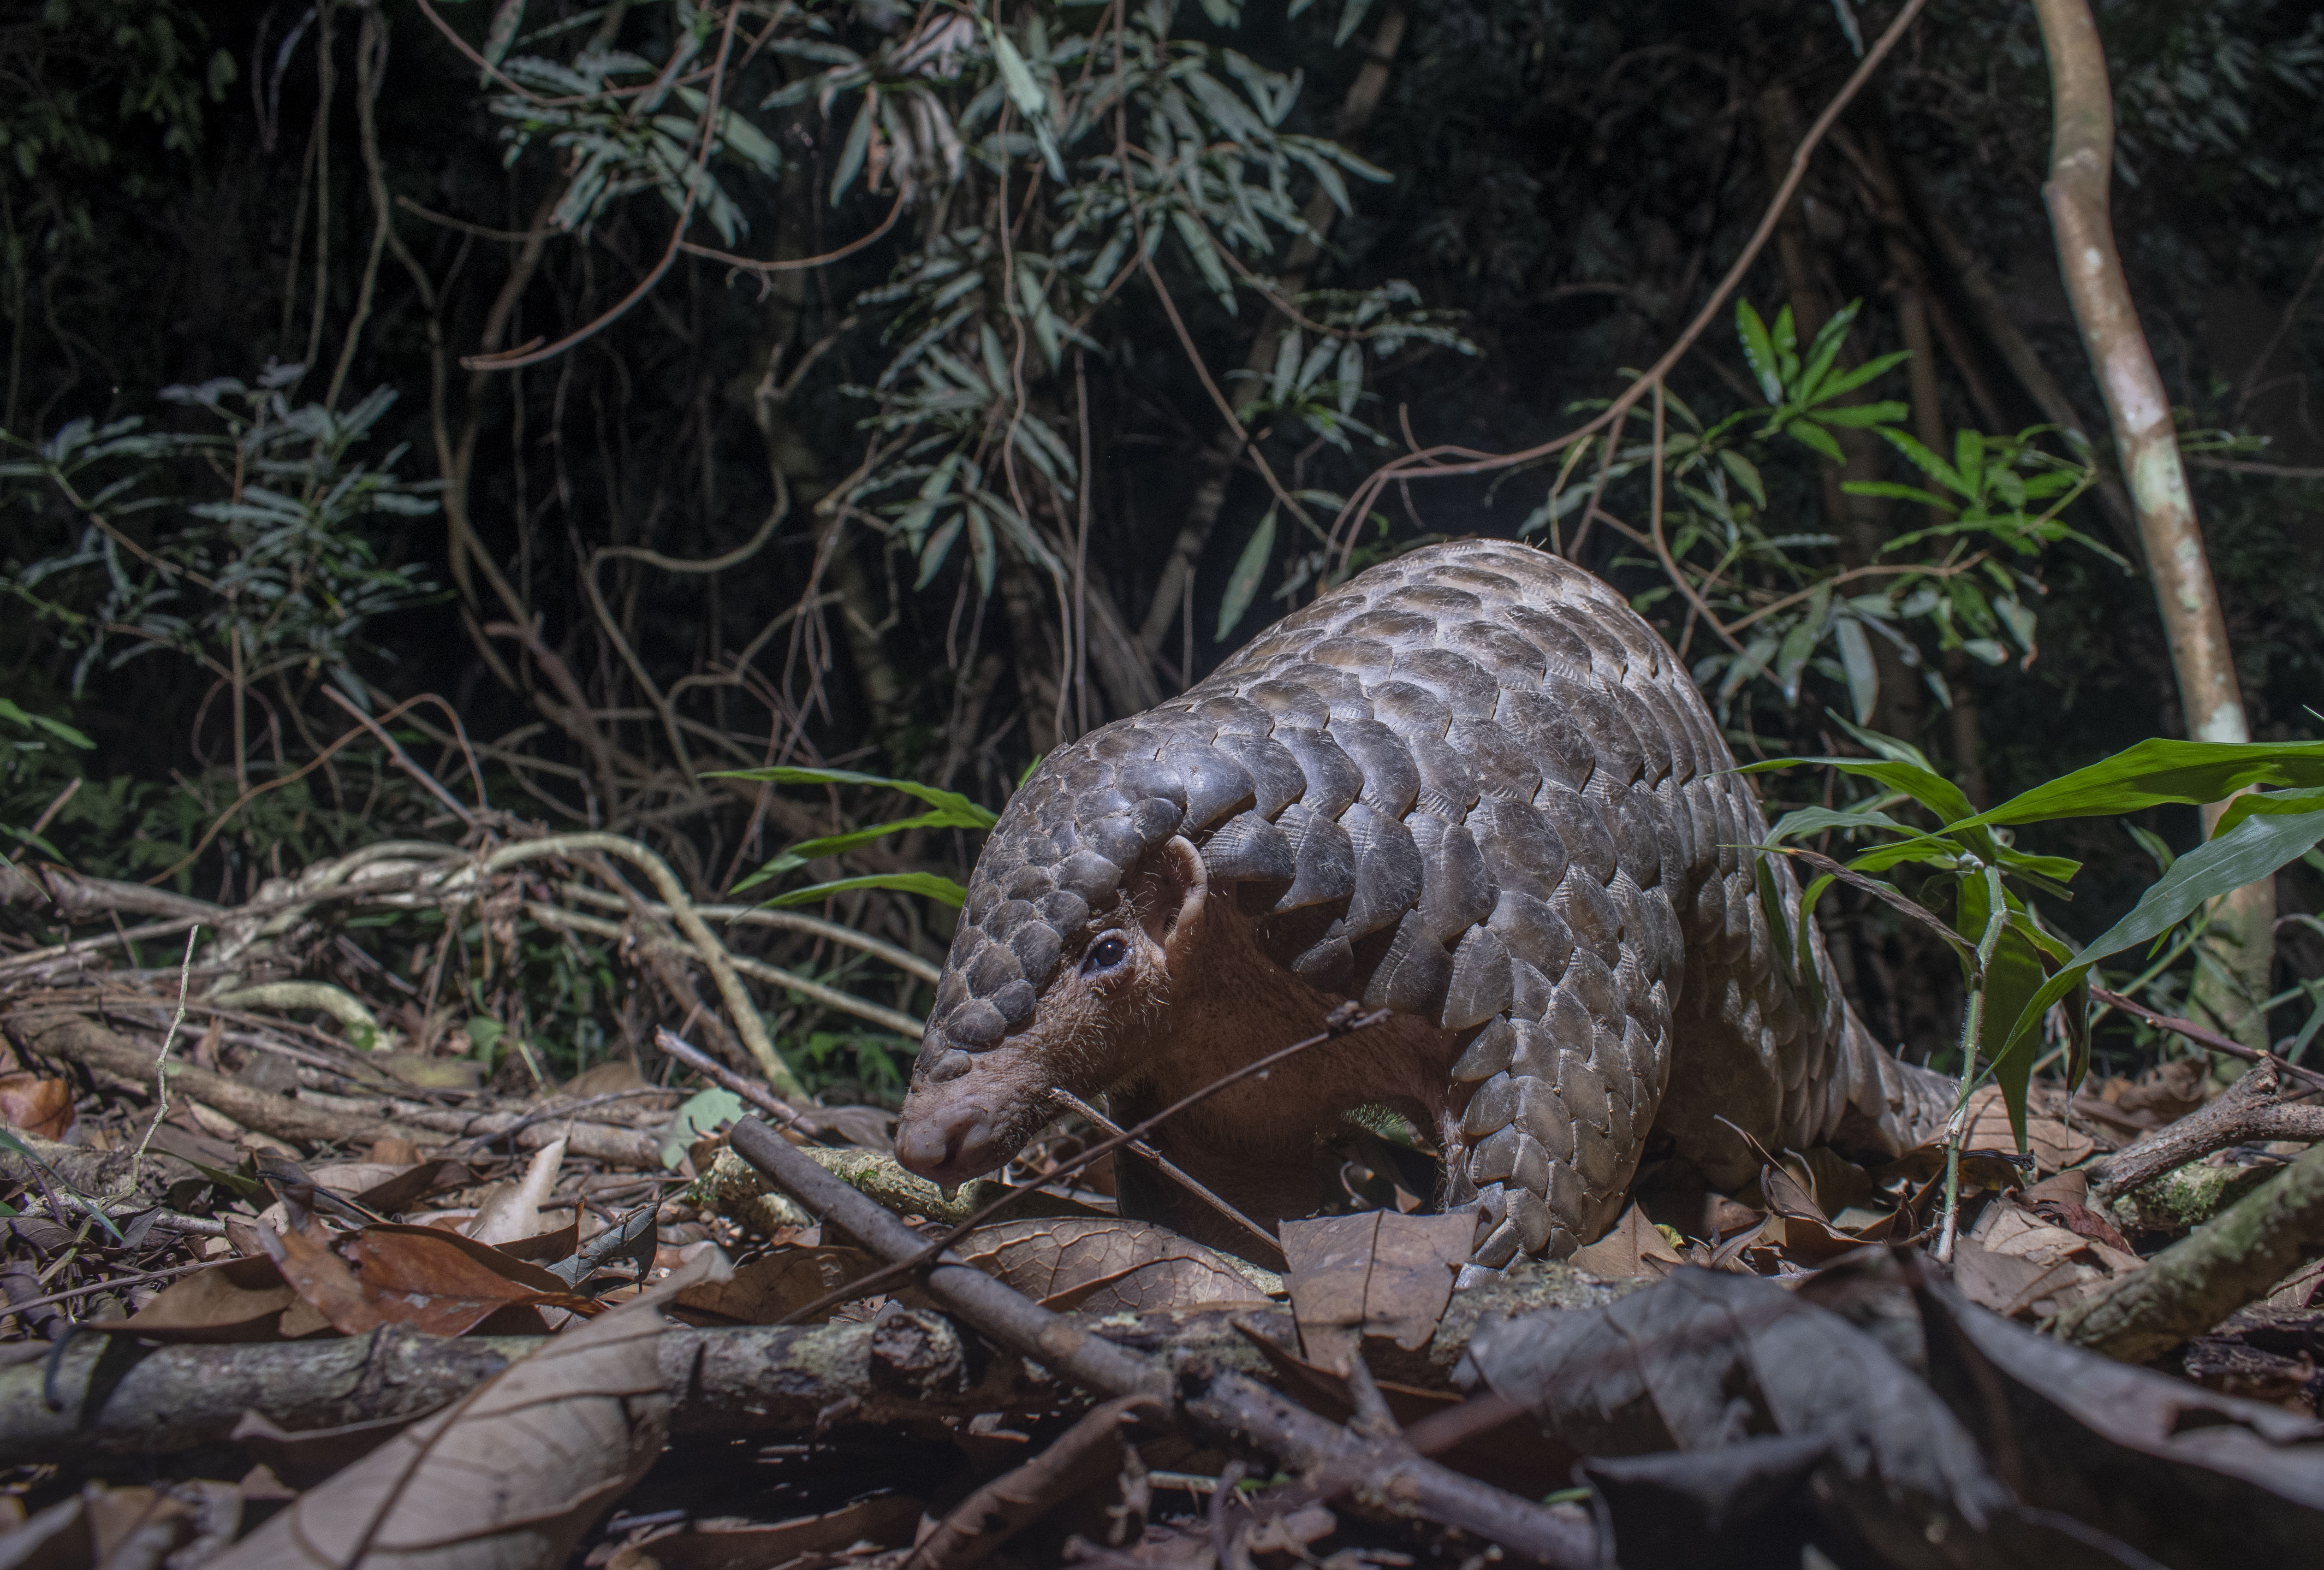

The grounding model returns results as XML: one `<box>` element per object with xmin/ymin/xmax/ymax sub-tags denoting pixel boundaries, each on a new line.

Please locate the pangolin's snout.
<box><xmin>894</xmin><ymin>1090</ymin><xmax>1008</xmax><ymax>1184</ymax></box>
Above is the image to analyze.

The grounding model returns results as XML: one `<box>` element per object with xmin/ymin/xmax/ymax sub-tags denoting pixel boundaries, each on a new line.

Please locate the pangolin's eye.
<box><xmin>1084</xmin><ymin>932</ymin><xmax>1129</xmax><ymax>973</ymax></box>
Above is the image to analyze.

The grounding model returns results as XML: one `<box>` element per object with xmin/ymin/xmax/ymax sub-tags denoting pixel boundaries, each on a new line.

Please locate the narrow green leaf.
<box><xmin>1217</xmin><ymin>508</ymin><xmax>1277</xmax><ymax>641</ymax></box>
<box><xmin>1335</xmin><ymin>0</ymin><xmax>1379</xmax><ymax>46</ymax></box>
<box><xmin>706</xmin><ymin>765</ymin><xmax>999</xmax><ymax>828</ymax></box>
<box><xmin>1765</xmin><ymin>805</ymin><xmax>1912</xmax><ymax>845</ymax></box>
<box><xmin>1785</xmin><ymin>420</ymin><xmax>1845</xmax><ymax>464</ymax></box>
<box><xmin>986</xmin><ymin>24</ymin><xmax>1047</xmax><ymax>120</ymax></box>
<box><xmin>1735</xmin><ymin>299</ymin><xmax>1783</xmax><ymax>404</ymax></box>
<box><xmin>1809</xmin><ymin>349</ymin><xmax>1913</xmax><ymax>405</ymax></box>
<box><xmin>832</xmin><ymin>91</ymin><xmax>875</xmax><ymax>203</ymax></box>
<box><xmin>1718</xmin><ymin>449</ymin><xmax>1766</xmax><ymax>508</ymax></box>
<box><xmin>763</xmin><ymin>872</ymin><xmax>970</xmax><ymax>909</ymax></box>
<box><xmin>1795</xmin><ymin>298</ymin><xmax>1862</xmax><ymax>404</ymax></box>
<box><xmin>1833</xmin><ymin>615</ymin><xmax>1878</xmax><ymax>724</ymax></box>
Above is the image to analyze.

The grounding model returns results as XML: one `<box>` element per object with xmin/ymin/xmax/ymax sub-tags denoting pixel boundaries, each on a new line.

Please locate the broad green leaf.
<box><xmin>2211</xmin><ymin>784</ymin><xmax>2324</xmax><ymax>838</ymax></box>
<box><xmin>1948</xmin><ymin>739</ymin><xmax>2324</xmax><ymax>832</ymax></box>
<box><xmin>762</xmin><ymin>871</ymin><xmax>970</xmax><ymax>909</ymax></box>
<box><xmin>1218</xmin><ymin>508</ymin><xmax>1277</xmax><ymax>641</ymax></box>
<box><xmin>1959</xmin><ymin>872</ymin><xmax>2063</xmax><ymax>1149</ymax></box>
<box><xmin>1991</xmin><ymin>799</ymin><xmax>2324</xmax><ymax>1070</ymax></box>
<box><xmin>708</xmin><ymin>765</ymin><xmax>999</xmax><ymax>828</ymax></box>
<box><xmin>660</xmin><ymin>1088</ymin><xmax>747</xmax><ymax>1168</ymax></box>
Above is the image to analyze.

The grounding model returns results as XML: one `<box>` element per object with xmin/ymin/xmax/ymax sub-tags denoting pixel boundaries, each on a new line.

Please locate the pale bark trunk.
<box><xmin>2032</xmin><ymin>0</ymin><xmax>2274</xmax><ymax>1053</ymax></box>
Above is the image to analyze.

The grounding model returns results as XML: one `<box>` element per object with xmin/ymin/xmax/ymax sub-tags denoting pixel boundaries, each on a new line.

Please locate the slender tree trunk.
<box><xmin>1137</xmin><ymin>2</ymin><xmax>1413</xmax><ymax>659</ymax></box>
<box><xmin>2032</xmin><ymin>0</ymin><xmax>2275</xmax><ymax>1054</ymax></box>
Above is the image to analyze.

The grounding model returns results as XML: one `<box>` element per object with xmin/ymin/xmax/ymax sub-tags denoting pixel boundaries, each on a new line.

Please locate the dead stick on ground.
<box><xmin>2054</xmin><ymin>1138</ymin><xmax>2324</xmax><ymax>1363</ymax></box>
<box><xmin>2092</xmin><ymin>1057</ymin><xmax>2324</xmax><ymax>1201</ymax></box>
<box><xmin>726</xmin><ymin>1117</ymin><xmax>1592</xmax><ymax>1567</ymax></box>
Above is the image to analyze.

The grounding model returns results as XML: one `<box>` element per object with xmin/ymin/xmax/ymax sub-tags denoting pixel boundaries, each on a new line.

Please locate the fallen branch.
<box><xmin>2054</xmin><ymin>1138</ymin><xmax>2324</xmax><ymax>1363</ymax></box>
<box><xmin>0</xmin><ymin>1313</ymin><xmax>1041</xmax><ymax>1466</ymax></box>
<box><xmin>2092</xmin><ymin>1058</ymin><xmax>2324</xmax><ymax>1201</ymax></box>
<box><xmin>10</xmin><ymin>1013</ymin><xmax>445</xmax><ymax>1150</ymax></box>
<box><xmin>728</xmin><ymin>1117</ymin><xmax>1594</xmax><ymax>1566</ymax></box>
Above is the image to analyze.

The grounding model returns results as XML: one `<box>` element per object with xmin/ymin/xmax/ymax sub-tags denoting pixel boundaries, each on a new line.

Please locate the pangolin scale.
<box><xmin>896</xmin><ymin>539</ymin><xmax>1952</xmax><ymax>1265</ymax></box>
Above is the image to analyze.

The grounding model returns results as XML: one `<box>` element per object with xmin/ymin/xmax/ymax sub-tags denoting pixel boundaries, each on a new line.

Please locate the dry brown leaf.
<box><xmin>257</xmin><ymin>1220</ymin><xmax>388</xmax><ymax>1336</ymax></box>
<box><xmin>671</xmin><ymin>1246</ymin><xmax>888</xmax><ymax>1325</ymax></box>
<box><xmin>116</xmin><ymin>1256</ymin><xmax>307</xmax><ymax>1344</ymax></box>
<box><xmin>1568</xmin><ymin>1204</ymin><xmax>1686</xmax><ymax>1280</ymax></box>
<box><xmin>1279</xmin><ymin>1210</ymin><xmax>1474</xmax><ymax>1369</ymax></box>
<box><xmin>954</xmin><ymin>1217</ymin><xmax>1270</xmax><ymax>1314</ymax></box>
<box><xmin>467</xmin><ymin>1137</ymin><xmax>566</xmax><ymax>1245</ymax></box>
<box><xmin>1961</xmin><ymin>1086</ymin><xmax>2094</xmax><ymax>1174</ymax></box>
<box><xmin>335</xmin><ymin>1223</ymin><xmax>597</xmax><ymax>1336</ymax></box>
<box><xmin>213</xmin><ymin>1252</ymin><xmax>724</xmax><ymax>1570</ymax></box>
<box><xmin>0</xmin><ymin>1072</ymin><xmax>75</xmax><ymax>1141</ymax></box>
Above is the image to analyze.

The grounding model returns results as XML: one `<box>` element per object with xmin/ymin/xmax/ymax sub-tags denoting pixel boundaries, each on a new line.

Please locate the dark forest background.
<box><xmin>5</xmin><ymin>0</ymin><xmax>2322</xmax><ymax>1097</ymax></box>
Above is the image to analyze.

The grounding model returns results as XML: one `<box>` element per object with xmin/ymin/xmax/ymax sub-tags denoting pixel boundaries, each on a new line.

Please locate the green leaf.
<box><xmin>1795</xmin><ymin>299</ymin><xmax>1861</xmax><ymax>405</ymax></box>
<box><xmin>1845</xmin><ymin>481</ymin><xmax>1957</xmax><ymax>513</ymax></box>
<box><xmin>1785</xmin><ymin>420</ymin><xmax>1845</xmax><ymax>464</ymax></box>
<box><xmin>1217</xmin><ymin>508</ymin><xmax>1277</xmax><ymax>641</ymax></box>
<box><xmin>1959</xmin><ymin>873</ymin><xmax>2060</xmax><ymax>1148</ymax></box>
<box><xmin>832</xmin><ymin>91</ymin><xmax>875</xmax><ymax>203</ymax></box>
<box><xmin>707</xmin><ymin>765</ymin><xmax>1000</xmax><ymax>828</ymax></box>
<box><xmin>1765</xmin><ymin>805</ymin><xmax>1913</xmax><ymax>846</ymax></box>
<box><xmin>1812</xmin><ymin>400</ymin><xmax>1910</xmax><ymax>429</ymax></box>
<box><xmin>1873</xmin><ymin>427</ymin><xmax>1969</xmax><ymax>497</ymax></box>
<box><xmin>1334</xmin><ymin>0</ymin><xmax>1379</xmax><ymax>46</ymax></box>
<box><xmin>1738</xmin><ymin>755</ymin><xmax>1981</xmax><ymax>845</ymax></box>
<box><xmin>1833</xmin><ymin>616</ymin><xmax>1878</xmax><ymax>725</ymax></box>
<box><xmin>1991</xmin><ymin>798</ymin><xmax>2324</xmax><ymax>1070</ymax></box>
<box><xmin>660</xmin><ymin>1088</ymin><xmax>747</xmax><ymax>1168</ymax></box>
<box><xmin>986</xmin><ymin>24</ymin><xmax>1047</xmax><ymax>121</ymax></box>
<box><xmin>1735</xmin><ymin>299</ymin><xmax>1783</xmax><ymax>404</ymax></box>
<box><xmin>1809</xmin><ymin>349</ymin><xmax>1913</xmax><ymax>405</ymax></box>
<box><xmin>1718</xmin><ymin>449</ymin><xmax>1766</xmax><ymax>508</ymax></box>
<box><xmin>1949</xmin><ymin>739</ymin><xmax>2324</xmax><ymax>832</ymax></box>
<box><xmin>484</xmin><ymin>0</ymin><xmax>526</xmax><ymax>70</ymax></box>
<box><xmin>781</xmin><ymin>810</ymin><xmax>974</xmax><ymax>864</ymax></box>
<box><xmin>2212</xmin><ymin>783</ymin><xmax>2324</xmax><ymax>838</ymax></box>
<box><xmin>762</xmin><ymin>871</ymin><xmax>970</xmax><ymax>909</ymax></box>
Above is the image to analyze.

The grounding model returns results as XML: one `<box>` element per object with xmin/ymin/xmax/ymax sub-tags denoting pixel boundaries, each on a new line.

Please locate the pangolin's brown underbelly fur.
<box><xmin>916</xmin><ymin>539</ymin><xmax>1952</xmax><ymax>1264</ymax></box>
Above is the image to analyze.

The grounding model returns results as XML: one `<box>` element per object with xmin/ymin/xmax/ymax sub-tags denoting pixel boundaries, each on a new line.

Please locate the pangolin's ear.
<box><xmin>1133</xmin><ymin>835</ymin><xmax>1208</xmax><ymax>964</ymax></box>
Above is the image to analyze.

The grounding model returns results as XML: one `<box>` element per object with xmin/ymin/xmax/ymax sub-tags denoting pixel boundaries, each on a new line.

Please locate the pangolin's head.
<box><xmin>894</xmin><ymin>721</ymin><xmax>1268</xmax><ymax>1185</ymax></box>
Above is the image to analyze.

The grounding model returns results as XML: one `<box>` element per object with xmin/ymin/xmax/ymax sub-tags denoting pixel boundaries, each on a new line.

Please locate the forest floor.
<box><xmin>2</xmin><ymin>834</ymin><xmax>2321</xmax><ymax>1570</ymax></box>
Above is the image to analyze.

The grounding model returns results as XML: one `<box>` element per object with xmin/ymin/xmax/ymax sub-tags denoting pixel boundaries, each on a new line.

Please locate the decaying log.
<box><xmin>2056</xmin><ymin>1139</ymin><xmax>2324</xmax><ymax>1363</ymax></box>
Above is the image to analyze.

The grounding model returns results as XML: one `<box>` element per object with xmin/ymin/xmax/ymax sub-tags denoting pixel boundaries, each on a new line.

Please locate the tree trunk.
<box><xmin>2032</xmin><ymin>0</ymin><xmax>2274</xmax><ymax>1055</ymax></box>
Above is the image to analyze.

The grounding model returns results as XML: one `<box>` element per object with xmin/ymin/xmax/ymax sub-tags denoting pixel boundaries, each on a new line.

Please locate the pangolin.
<box><xmin>894</xmin><ymin>539</ymin><xmax>1952</xmax><ymax>1266</ymax></box>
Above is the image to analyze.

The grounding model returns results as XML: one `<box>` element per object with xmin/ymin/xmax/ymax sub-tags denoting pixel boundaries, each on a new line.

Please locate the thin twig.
<box><xmin>1049</xmin><ymin>1086</ymin><xmax>1280</xmax><ymax>1255</ymax></box>
<box><xmin>134</xmin><ymin>928</ymin><xmax>201</xmax><ymax>1162</ymax></box>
